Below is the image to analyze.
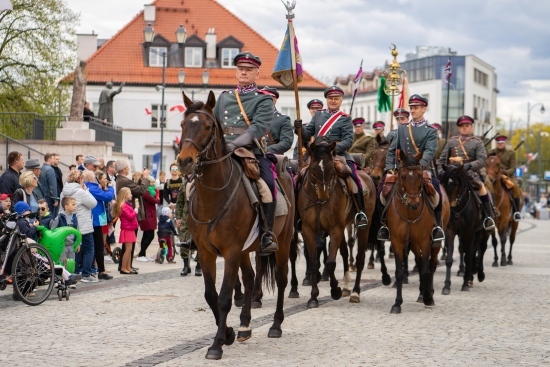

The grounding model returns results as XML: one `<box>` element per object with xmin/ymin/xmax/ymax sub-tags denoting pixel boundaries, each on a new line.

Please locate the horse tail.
<box><xmin>289</xmin><ymin>229</ymin><xmax>302</xmax><ymax>261</ymax></box>
<box><xmin>259</xmin><ymin>253</ymin><xmax>277</xmax><ymax>293</ymax></box>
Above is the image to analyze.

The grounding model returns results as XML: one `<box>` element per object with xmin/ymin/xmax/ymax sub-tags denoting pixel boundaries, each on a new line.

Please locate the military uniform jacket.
<box><xmin>438</xmin><ymin>135</ymin><xmax>487</xmax><ymax>173</ymax></box>
<box><xmin>301</xmin><ymin>109</ymin><xmax>354</xmax><ymax>160</ymax></box>
<box><xmin>214</xmin><ymin>85</ymin><xmax>273</xmax><ymax>151</ymax></box>
<box><xmin>488</xmin><ymin>148</ymin><xmax>516</xmax><ymax>177</ymax></box>
<box><xmin>435</xmin><ymin>138</ymin><xmax>446</xmax><ymax>161</ymax></box>
<box><xmin>350</xmin><ymin>133</ymin><xmax>375</xmax><ymax>166</ymax></box>
<box><xmin>265</xmin><ymin>109</ymin><xmax>293</xmax><ymax>154</ymax></box>
<box><xmin>386</xmin><ymin>129</ymin><xmax>397</xmax><ymax>144</ymax></box>
<box><xmin>386</xmin><ymin>122</ymin><xmax>438</xmax><ymax>169</ymax></box>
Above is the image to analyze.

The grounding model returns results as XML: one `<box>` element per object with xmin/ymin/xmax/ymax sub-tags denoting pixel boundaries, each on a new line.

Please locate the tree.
<box><xmin>0</xmin><ymin>0</ymin><xmax>78</xmax><ymax>114</ymax></box>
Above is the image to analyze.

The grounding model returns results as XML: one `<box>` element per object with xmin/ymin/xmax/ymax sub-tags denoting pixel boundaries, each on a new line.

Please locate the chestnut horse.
<box><xmin>298</xmin><ymin>136</ymin><xmax>383</xmax><ymax>307</ymax></box>
<box><xmin>177</xmin><ymin>91</ymin><xmax>295</xmax><ymax>360</ymax></box>
<box><xmin>485</xmin><ymin>155</ymin><xmax>522</xmax><ymax>267</ymax></box>
<box><xmin>386</xmin><ymin>152</ymin><xmax>450</xmax><ymax>313</ymax></box>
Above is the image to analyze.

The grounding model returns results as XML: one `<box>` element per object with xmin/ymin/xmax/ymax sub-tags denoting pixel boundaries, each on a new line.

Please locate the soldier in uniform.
<box><xmin>260</xmin><ymin>86</ymin><xmax>293</xmax><ymax>154</ymax></box>
<box><xmin>349</xmin><ymin>117</ymin><xmax>375</xmax><ymax>168</ymax></box>
<box><xmin>386</xmin><ymin>109</ymin><xmax>410</xmax><ymax>144</ymax></box>
<box><xmin>488</xmin><ymin>135</ymin><xmax>522</xmax><ymax>221</ymax></box>
<box><xmin>431</xmin><ymin>123</ymin><xmax>446</xmax><ymax>161</ymax></box>
<box><xmin>175</xmin><ymin>177</ymin><xmax>202</xmax><ymax>276</ymax></box>
<box><xmin>378</xmin><ymin>95</ymin><xmax>445</xmax><ymax>244</ymax></box>
<box><xmin>213</xmin><ymin>51</ymin><xmax>278</xmax><ymax>255</ymax></box>
<box><xmin>372</xmin><ymin>121</ymin><xmax>386</xmax><ymax>138</ymax></box>
<box><xmin>295</xmin><ymin>85</ymin><xmax>368</xmax><ymax>228</ymax></box>
<box><xmin>293</xmin><ymin>99</ymin><xmax>324</xmax><ymax>160</ymax></box>
<box><xmin>438</xmin><ymin>115</ymin><xmax>496</xmax><ymax>232</ymax></box>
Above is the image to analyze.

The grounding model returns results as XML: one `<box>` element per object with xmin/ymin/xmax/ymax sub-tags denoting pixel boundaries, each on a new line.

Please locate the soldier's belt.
<box><xmin>223</xmin><ymin>127</ymin><xmax>248</xmax><ymax>136</ymax></box>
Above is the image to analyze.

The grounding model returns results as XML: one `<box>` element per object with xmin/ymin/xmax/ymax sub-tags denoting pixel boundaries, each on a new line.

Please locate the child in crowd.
<box><xmin>113</xmin><ymin>187</ymin><xmax>138</xmax><ymax>274</ymax></box>
<box><xmin>50</xmin><ymin>196</ymin><xmax>80</xmax><ymax>265</ymax></box>
<box><xmin>37</xmin><ymin>199</ymin><xmax>54</xmax><ymax>228</ymax></box>
<box><xmin>164</xmin><ymin>164</ymin><xmax>183</xmax><ymax>211</ymax></box>
<box><xmin>14</xmin><ymin>201</ymin><xmax>39</xmax><ymax>241</ymax></box>
<box><xmin>0</xmin><ymin>193</ymin><xmax>11</xmax><ymax>215</ymax></box>
<box><xmin>157</xmin><ymin>206</ymin><xmax>178</xmax><ymax>263</ymax></box>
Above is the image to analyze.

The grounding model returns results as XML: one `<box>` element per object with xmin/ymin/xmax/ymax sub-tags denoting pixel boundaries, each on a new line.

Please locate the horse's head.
<box><xmin>372</xmin><ymin>135</ymin><xmax>390</xmax><ymax>180</ymax></box>
<box><xmin>397</xmin><ymin>150</ymin><xmax>423</xmax><ymax>210</ymax></box>
<box><xmin>177</xmin><ymin>91</ymin><xmax>227</xmax><ymax>174</ymax></box>
<box><xmin>485</xmin><ymin>154</ymin><xmax>501</xmax><ymax>182</ymax></box>
<box><xmin>308</xmin><ymin>136</ymin><xmax>336</xmax><ymax>201</ymax></box>
<box><xmin>440</xmin><ymin>162</ymin><xmax>466</xmax><ymax>206</ymax></box>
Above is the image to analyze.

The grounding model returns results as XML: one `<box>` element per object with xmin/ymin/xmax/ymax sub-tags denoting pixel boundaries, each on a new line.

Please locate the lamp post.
<box><xmin>144</xmin><ymin>23</ymin><xmax>187</xmax><ymax>173</ymax></box>
<box><xmin>526</xmin><ymin>102</ymin><xmax>545</xmax><ymax>155</ymax></box>
<box><xmin>177</xmin><ymin>69</ymin><xmax>211</xmax><ymax>100</ymax></box>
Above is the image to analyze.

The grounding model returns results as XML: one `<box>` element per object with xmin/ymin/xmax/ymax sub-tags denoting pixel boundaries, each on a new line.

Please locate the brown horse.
<box><xmin>298</xmin><ymin>136</ymin><xmax>382</xmax><ymax>307</ymax></box>
<box><xmin>485</xmin><ymin>155</ymin><xmax>522</xmax><ymax>267</ymax></box>
<box><xmin>177</xmin><ymin>91</ymin><xmax>295</xmax><ymax>360</ymax></box>
<box><xmin>386</xmin><ymin>151</ymin><xmax>450</xmax><ymax>313</ymax></box>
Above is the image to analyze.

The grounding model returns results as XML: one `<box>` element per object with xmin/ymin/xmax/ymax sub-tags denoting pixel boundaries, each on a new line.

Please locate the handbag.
<box><xmin>234</xmin><ymin>90</ymin><xmax>261</xmax><ymax>180</ymax></box>
<box><xmin>98</xmin><ymin>211</ymin><xmax>108</xmax><ymax>226</ymax></box>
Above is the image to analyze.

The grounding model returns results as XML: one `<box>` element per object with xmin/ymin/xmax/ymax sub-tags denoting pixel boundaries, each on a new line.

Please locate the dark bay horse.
<box><xmin>386</xmin><ymin>152</ymin><xmax>450</xmax><ymax>313</ymax></box>
<box><xmin>485</xmin><ymin>155</ymin><xmax>521</xmax><ymax>267</ymax></box>
<box><xmin>177</xmin><ymin>91</ymin><xmax>295</xmax><ymax>360</ymax></box>
<box><xmin>439</xmin><ymin>163</ymin><xmax>489</xmax><ymax>295</ymax></box>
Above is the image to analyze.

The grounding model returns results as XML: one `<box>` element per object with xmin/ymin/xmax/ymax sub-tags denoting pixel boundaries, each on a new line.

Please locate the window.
<box><xmin>281</xmin><ymin>107</ymin><xmax>296</xmax><ymax>121</ymax></box>
<box><xmin>151</xmin><ymin>104</ymin><xmax>167</xmax><ymax>128</ymax></box>
<box><xmin>185</xmin><ymin>47</ymin><xmax>203</xmax><ymax>67</ymax></box>
<box><xmin>149</xmin><ymin>47</ymin><xmax>167</xmax><ymax>67</ymax></box>
<box><xmin>474</xmin><ymin>68</ymin><xmax>488</xmax><ymax>87</ymax></box>
<box><xmin>221</xmin><ymin>48</ymin><xmax>239</xmax><ymax>68</ymax></box>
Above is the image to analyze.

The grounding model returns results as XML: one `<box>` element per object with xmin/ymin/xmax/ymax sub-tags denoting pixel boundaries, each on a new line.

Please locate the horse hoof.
<box><xmin>424</xmin><ymin>300</ymin><xmax>435</xmax><ymax>307</ymax></box>
<box><xmin>507</xmin><ymin>259</ymin><xmax>513</xmax><ymax>265</ymax></box>
<box><xmin>251</xmin><ymin>301</ymin><xmax>262</xmax><ymax>309</ymax></box>
<box><xmin>478</xmin><ymin>272</ymin><xmax>485</xmax><ymax>283</ymax></box>
<box><xmin>331</xmin><ymin>287</ymin><xmax>342</xmax><ymax>300</ymax></box>
<box><xmin>442</xmin><ymin>287</ymin><xmax>450</xmax><ymax>295</ymax></box>
<box><xmin>382</xmin><ymin>274</ymin><xmax>392</xmax><ymax>286</ymax></box>
<box><xmin>302</xmin><ymin>278</ymin><xmax>312</xmax><ymax>286</ymax></box>
<box><xmin>390</xmin><ymin>305</ymin><xmax>401</xmax><ymax>314</ymax></box>
<box><xmin>500</xmin><ymin>260</ymin><xmax>507</xmax><ymax>267</ymax></box>
<box><xmin>268</xmin><ymin>327</ymin><xmax>282</xmax><ymax>338</ymax></box>
<box><xmin>205</xmin><ymin>348</ymin><xmax>223</xmax><ymax>360</ymax></box>
<box><xmin>225</xmin><ymin>327</ymin><xmax>235</xmax><ymax>346</ymax></box>
<box><xmin>457</xmin><ymin>270</ymin><xmax>465</xmax><ymax>277</ymax></box>
<box><xmin>342</xmin><ymin>289</ymin><xmax>351</xmax><ymax>297</ymax></box>
<box><xmin>288</xmin><ymin>290</ymin><xmax>300</xmax><ymax>298</ymax></box>
<box><xmin>237</xmin><ymin>328</ymin><xmax>252</xmax><ymax>342</ymax></box>
<box><xmin>492</xmin><ymin>261</ymin><xmax>498</xmax><ymax>267</ymax></box>
<box><xmin>416</xmin><ymin>295</ymin><xmax>423</xmax><ymax>303</ymax></box>
<box><xmin>468</xmin><ymin>281</ymin><xmax>474</xmax><ymax>288</ymax></box>
<box><xmin>440</xmin><ymin>253</ymin><xmax>447</xmax><ymax>261</ymax></box>
<box><xmin>367</xmin><ymin>262</ymin><xmax>374</xmax><ymax>270</ymax></box>
<box><xmin>461</xmin><ymin>285</ymin><xmax>470</xmax><ymax>292</ymax></box>
<box><xmin>349</xmin><ymin>264</ymin><xmax>356</xmax><ymax>272</ymax></box>
<box><xmin>307</xmin><ymin>299</ymin><xmax>319</xmax><ymax>308</ymax></box>
<box><xmin>234</xmin><ymin>297</ymin><xmax>243</xmax><ymax>308</ymax></box>
<box><xmin>349</xmin><ymin>292</ymin><xmax>360</xmax><ymax>303</ymax></box>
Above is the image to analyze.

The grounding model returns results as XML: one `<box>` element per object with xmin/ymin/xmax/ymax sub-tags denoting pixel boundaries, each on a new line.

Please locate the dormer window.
<box><xmin>149</xmin><ymin>46</ymin><xmax>167</xmax><ymax>67</ymax></box>
<box><xmin>221</xmin><ymin>48</ymin><xmax>238</xmax><ymax>68</ymax></box>
<box><xmin>217</xmin><ymin>36</ymin><xmax>244</xmax><ymax>69</ymax></box>
<box><xmin>185</xmin><ymin>47</ymin><xmax>203</xmax><ymax>67</ymax></box>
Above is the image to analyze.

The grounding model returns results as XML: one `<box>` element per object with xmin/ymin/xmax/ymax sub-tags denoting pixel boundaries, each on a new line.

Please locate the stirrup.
<box><xmin>377</xmin><ymin>226</ymin><xmax>390</xmax><ymax>241</ymax></box>
<box><xmin>258</xmin><ymin>232</ymin><xmax>278</xmax><ymax>256</ymax></box>
<box><xmin>355</xmin><ymin>212</ymin><xmax>368</xmax><ymax>229</ymax></box>
<box><xmin>483</xmin><ymin>217</ymin><xmax>496</xmax><ymax>232</ymax></box>
<box><xmin>431</xmin><ymin>226</ymin><xmax>445</xmax><ymax>242</ymax></box>
<box><xmin>513</xmin><ymin>212</ymin><xmax>521</xmax><ymax>222</ymax></box>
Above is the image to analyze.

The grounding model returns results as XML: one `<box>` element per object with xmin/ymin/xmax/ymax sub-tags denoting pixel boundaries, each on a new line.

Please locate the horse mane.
<box><xmin>183</xmin><ymin>100</ymin><xmax>228</xmax><ymax>155</ymax></box>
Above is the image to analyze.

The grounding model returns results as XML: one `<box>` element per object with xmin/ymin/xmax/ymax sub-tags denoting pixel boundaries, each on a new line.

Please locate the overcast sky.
<box><xmin>67</xmin><ymin>0</ymin><xmax>550</xmax><ymax>126</ymax></box>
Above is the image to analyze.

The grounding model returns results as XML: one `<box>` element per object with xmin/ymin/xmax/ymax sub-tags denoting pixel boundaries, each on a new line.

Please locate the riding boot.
<box><xmin>353</xmin><ymin>192</ymin><xmax>368</xmax><ymax>229</ymax></box>
<box><xmin>180</xmin><ymin>258</ymin><xmax>191</xmax><ymax>276</ymax></box>
<box><xmin>259</xmin><ymin>202</ymin><xmax>278</xmax><ymax>256</ymax></box>
<box><xmin>431</xmin><ymin>210</ymin><xmax>445</xmax><ymax>246</ymax></box>
<box><xmin>195</xmin><ymin>260</ymin><xmax>202</xmax><ymax>277</ymax></box>
<box><xmin>482</xmin><ymin>202</ymin><xmax>496</xmax><ymax>233</ymax></box>
<box><xmin>512</xmin><ymin>197</ymin><xmax>522</xmax><ymax>222</ymax></box>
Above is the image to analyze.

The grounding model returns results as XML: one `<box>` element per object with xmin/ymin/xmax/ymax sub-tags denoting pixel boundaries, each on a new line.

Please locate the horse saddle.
<box><xmin>500</xmin><ymin>174</ymin><xmax>515</xmax><ymax>190</ymax></box>
<box><xmin>350</xmin><ymin>153</ymin><xmax>365</xmax><ymax>169</ymax></box>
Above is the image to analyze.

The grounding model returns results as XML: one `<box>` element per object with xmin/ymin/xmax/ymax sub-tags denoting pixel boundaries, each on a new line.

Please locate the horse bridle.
<box><xmin>301</xmin><ymin>159</ymin><xmax>337</xmax><ymax>210</ymax></box>
<box><xmin>396</xmin><ymin>165</ymin><xmax>423</xmax><ymax>206</ymax></box>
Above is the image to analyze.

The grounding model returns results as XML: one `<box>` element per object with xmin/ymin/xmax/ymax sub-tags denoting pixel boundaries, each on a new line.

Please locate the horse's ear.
<box><xmin>182</xmin><ymin>91</ymin><xmax>193</xmax><ymax>108</ymax></box>
<box><xmin>206</xmin><ymin>90</ymin><xmax>216</xmax><ymax>111</ymax></box>
<box><xmin>329</xmin><ymin>141</ymin><xmax>337</xmax><ymax>152</ymax></box>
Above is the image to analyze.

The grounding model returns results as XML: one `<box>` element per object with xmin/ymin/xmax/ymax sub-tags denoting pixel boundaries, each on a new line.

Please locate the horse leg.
<box><xmin>326</xmin><ymin>228</ymin><xmax>343</xmax><ymax>300</ymax></box>
<box><xmin>269</xmin><ymin>249</ymin><xmax>290</xmax><ymax>338</ymax></box>
<box><xmin>457</xmin><ymin>243</ymin><xmax>465</xmax><ymax>277</ymax></box>
<box><xmin>340</xmin><ymin>238</ymin><xmax>351</xmax><ymax>297</ymax></box>
<box><xmin>319</xmin><ymin>232</ymin><xmax>329</xmax><ymax>281</ymax></box>
<box><xmin>415</xmin><ymin>254</ymin><xmax>424</xmax><ymax>303</ymax></box>
<box><xmin>477</xmin><ymin>232</ymin><xmax>488</xmax><ymax>283</ymax></box>
<box><xmin>499</xmin><ymin>227</ymin><xmax>508</xmax><ymax>267</ymax></box>
<box><xmin>288</xmin><ymin>229</ymin><xmax>300</xmax><ymax>298</ymax></box>
<box><xmin>377</xmin><ymin>240</ymin><xmax>391</xmax><ymax>286</ymax></box>
<box><xmin>237</xmin><ymin>253</ymin><xmax>254</xmax><ymax>342</ymax></box>
<box><xmin>251</xmin><ymin>253</ymin><xmax>263</xmax><ymax>309</ymax></box>
<box><xmin>302</xmin><ymin>242</ymin><xmax>312</xmax><ymax>286</ymax></box>
<box><xmin>303</xmin><ymin>227</ymin><xmax>320</xmax><ymax>308</ymax></box>
<box><xmin>367</xmin><ymin>241</ymin><xmax>375</xmax><ymax>269</ymax></box>
<box><xmin>442</xmin><ymin>232</ymin><xmax>456</xmax><ymax>295</ymax></box>
<box><xmin>234</xmin><ymin>276</ymin><xmax>244</xmax><ymax>308</ymax></box>
<box><xmin>350</xmin><ymin>230</ymin><xmax>368</xmax><ymax>303</ymax></box>
<box><xmin>461</xmin><ymin>235</ymin><xmax>474</xmax><ymax>291</ymax></box>
<box><xmin>390</xmin><ymin>244</ymin><xmax>404</xmax><ymax>314</ymax></box>
<box><xmin>425</xmin><ymin>246</ymin><xmax>439</xmax><ymax>306</ymax></box>
<box><xmin>346</xmin><ymin>224</ymin><xmax>356</xmax><ymax>271</ymax></box>
<box><xmin>508</xmin><ymin>221</ymin><xmax>518</xmax><ymax>265</ymax></box>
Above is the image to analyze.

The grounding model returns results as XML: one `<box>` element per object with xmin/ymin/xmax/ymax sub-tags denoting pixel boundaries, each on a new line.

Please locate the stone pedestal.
<box><xmin>56</xmin><ymin>120</ymin><xmax>95</xmax><ymax>141</ymax></box>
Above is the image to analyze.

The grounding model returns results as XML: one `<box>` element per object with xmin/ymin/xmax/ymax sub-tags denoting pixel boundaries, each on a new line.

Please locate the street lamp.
<box><xmin>177</xmin><ymin>69</ymin><xmax>211</xmax><ymax>100</ymax></box>
<box><xmin>144</xmin><ymin>23</ymin><xmax>187</xmax><ymax>173</ymax></box>
<box><xmin>527</xmin><ymin>102</ymin><xmax>545</xmax><ymax>154</ymax></box>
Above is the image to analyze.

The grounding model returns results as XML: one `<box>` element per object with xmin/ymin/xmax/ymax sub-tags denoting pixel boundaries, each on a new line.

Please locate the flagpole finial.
<box><xmin>281</xmin><ymin>0</ymin><xmax>296</xmax><ymax>19</ymax></box>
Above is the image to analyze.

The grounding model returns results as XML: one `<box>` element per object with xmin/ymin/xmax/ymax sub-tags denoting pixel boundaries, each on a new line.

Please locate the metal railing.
<box><xmin>87</xmin><ymin>117</ymin><xmax>123</xmax><ymax>152</ymax></box>
<box><xmin>0</xmin><ymin>132</ymin><xmax>71</xmax><ymax>170</ymax></box>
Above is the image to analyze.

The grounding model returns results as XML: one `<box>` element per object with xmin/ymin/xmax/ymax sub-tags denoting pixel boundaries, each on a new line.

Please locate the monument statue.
<box><xmin>98</xmin><ymin>81</ymin><xmax>125</xmax><ymax>124</ymax></box>
<box><xmin>69</xmin><ymin>60</ymin><xmax>87</xmax><ymax>121</ymax></box>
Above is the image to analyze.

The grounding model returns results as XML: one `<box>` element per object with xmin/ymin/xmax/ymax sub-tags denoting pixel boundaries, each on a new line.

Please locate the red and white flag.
<box><xmin>144</xmin><ymin>107</ymin><xmax>152</xmax><ymax>115</ymax></box>
<box><xmin>398</xmin><ymin>74</ymin><xmax>409</xmax><ymax>110</ymax></box>
<box><xmin>353</xmin><ymin>60</ymin><xmax>363</xmax><ymax>98</ymax></box>
<box><xmin>444</xmin><ymin>58</ymin><xmax>454</xmax><ymax>88</ymax></box>
<box><xmin>170</xmin><ymin>104</ymin><xmax>186</xmax><ymax>113</ymax></box>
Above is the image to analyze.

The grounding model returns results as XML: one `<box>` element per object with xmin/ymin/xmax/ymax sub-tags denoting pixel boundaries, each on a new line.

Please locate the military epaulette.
<box><xmin>341</xmin><ymin>112</ymin><xmax>350</xmax><ymax>117</ymax></box>
<box><xmin>427</xmin><ymin>124</ymin><xmax>438</xmax><ymax>129</ymax></box>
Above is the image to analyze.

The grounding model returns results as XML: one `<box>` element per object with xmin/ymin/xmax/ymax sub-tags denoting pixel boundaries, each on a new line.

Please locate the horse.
<box><xmin>177</xmin><ymin>91</ymin><xmax>295</xmax><ymax>360</ymax></box>
<box><xmin>485</xmin><ymin>155</ymin><xmax>522</xmax><ymax>267</ymax></box>
<box><xmin>386</xmin><ymin>151</ymin><xmax>450</xmax><ymax>313</ymax></box>
<box><xmin>297</xmin><ymin>136</ymin><xmax>383</xmax><ymax>307</ymax></box>
<box><xmin>439</xmin><ymin>162</ymin><xmax>489</xmax><ymax>295</ymax></box>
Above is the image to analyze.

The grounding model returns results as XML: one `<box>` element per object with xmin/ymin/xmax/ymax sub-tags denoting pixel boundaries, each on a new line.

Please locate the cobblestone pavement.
<box><xmin>1</xmin><ymin>219</ymin><xmax>549</xmax><ymax>367</ymax></box>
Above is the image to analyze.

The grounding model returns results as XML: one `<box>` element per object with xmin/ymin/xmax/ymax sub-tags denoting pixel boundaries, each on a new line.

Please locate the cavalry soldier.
<box><xmin>260</xmin><ymin>86</ymin><xmax>293</xmax><ymax>154</ymax></box>
<box><xmin>373</xmin><ymin>121</ymin><xmax>386</xmax><ymax>138</ymax></box>
<box><xmin>293</xmin><ymin>99</ymin><xmax>324</xmax><ymax>160</ymax></box>
<box><xmin>386</xmin><ymin>108</ymin><xmax>410</xmax><ymax>143</ymax></box>
<box><xmin>295</xmin><ymin>85</ymin><xmax>369</xmax><ymax>228</ymax></box>
<box><xmin>431</xmin><ymin>123</ymin><xmax>446</xmax><ymax>160</ymax></box>
<box><xmin>213</xmin><ymin>51</ymin><xmax>278</xmax><ymax>255</ymax></box>
<box><xmin>349</xmin><ymin>117</ymin><xmax>375</xmax><ymax>168</ymax></box>
<box><xmin>438</xmin><ymin>115</ymin><xmax>496</xmax><ymax>232</ymax></box>
<box><xmin>488</xmin><ymin>135</ymin><xmax>522</xmax><ymax>221</ymax></box>
<box><xmin>378</xmin><ymin>94</ymin><xmax>445</xmax><ymax>244</ymax></box>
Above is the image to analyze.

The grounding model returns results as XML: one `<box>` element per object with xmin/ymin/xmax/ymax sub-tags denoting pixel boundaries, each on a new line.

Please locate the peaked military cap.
<box><xmin>373</xmin><ymin>121</ymin><xmax>385</xmax><ymax>129</ymax></box>
<box><xmin>393</xmin><ymin>108</ymin><xmax>410</xmax><ymax>117</ymax></box>
<box><xmin>233</xmin><ymin>51</ymin><xmax>261</xmax><ymax>68</ymax></box>
<box><xmin>261</xmin><ymin>86</ymin><xmax>279</xmax><ymax>99</ymax></box>
<box><xmin>324</xmin><ymin>86</ymin><xmax>344</xmax><ymax>98</ymax></box>
<box><xmin>352</xmin><ymin>117</ymin><xmax>366</xmax><ymax>126</ymax></box>
<box><xmin>495</xmin><ymin>135</ymin><xmax>508</xmax><ymax>142</ymax></box>
<box><xmin>307</xmin><ymin>99</ymin><xmax>323</xmax><ymax>109</ymax></box>
<box><xmin>456</xmin><ymin>115</ymin><xmax>475</xmax><ymax>126</ymax></box>
<box><xmin>409</xmin><ymin>94</ymin><xmax>428</xmax><ymax>107</ymax></box>
<box><xmin>431</xmin><ymin>123</ymin><xmax>443</xmax><ymax>130</ymax></box>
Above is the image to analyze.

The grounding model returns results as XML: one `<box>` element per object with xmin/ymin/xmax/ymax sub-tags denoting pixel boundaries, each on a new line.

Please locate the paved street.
<box><xmin>1</xmin><ymin>219</ymin><xmax>549</xmax><ymax>367</ymax></box>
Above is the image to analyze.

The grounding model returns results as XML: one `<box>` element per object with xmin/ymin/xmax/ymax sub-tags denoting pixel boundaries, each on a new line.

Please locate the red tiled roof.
<box><xmin>85</xmin><ymin>0</ymin><xmax>325</xmax><ymax>90</ymax></box>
